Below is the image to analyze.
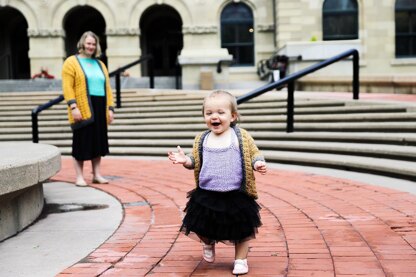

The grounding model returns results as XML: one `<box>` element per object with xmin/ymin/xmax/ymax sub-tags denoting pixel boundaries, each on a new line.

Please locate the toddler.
<box><xmin>168</xmin><ymin>90</ymin><xmax>267</xmax><ymax>275</ymax></box>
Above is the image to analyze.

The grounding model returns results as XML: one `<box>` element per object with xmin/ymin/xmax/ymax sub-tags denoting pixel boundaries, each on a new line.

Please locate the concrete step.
<box><xmin>258</xmin><ymin>140</ymin><xmax>416</xmax><ymax>162</ymax></box>
<box><xmin>1</xmin><ymin>89</ymin><xmax>416</xmax><ymax>182</ymax></box>
<box><xmin>0</xmin><ymin>80</ymin><xmax>62</xmax><ymax>92</ymax></box>
<box><xmin>4</xmin><ymin>112</ymin><xmax>416</xmax><ymax>126</ymax></box>
<box><xmin>0</xmin><ymin>103</ymin><xmax>408</xmax><ymax>119</ymax></box>
<box><xmin>43</xmin><ymin>138</ymin><xmax>416</xmax><ymax>162</ymax></box>
<box><xmin>4</xmin><ymin>131</ymin><xmax>416</xmax><ymax>147</ymax></box>
<box><xmin>3</xmin><ymin>121</ymin><xmax>416</xmax><ymax>134</ymax></box>
<box><xmin>262</xmin><ymin>150</ymin><xmax>416</xmax><ymax>181</ymax></box>
<box><xmin>0</xmin><ymin>77</ymin><xmax>178</xmax><ymax>92</ymax></box>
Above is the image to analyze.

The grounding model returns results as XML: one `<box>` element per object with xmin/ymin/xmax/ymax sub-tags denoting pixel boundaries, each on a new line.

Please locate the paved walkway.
<box><xmin>0</xmin><ymin>181</ymin><xmax>122</xmax><ymax>277</ymax></box>
<box><xmin>49</xmin><ymin>157</ymin><xmax>416</xmax><ymax>277</ymax></box>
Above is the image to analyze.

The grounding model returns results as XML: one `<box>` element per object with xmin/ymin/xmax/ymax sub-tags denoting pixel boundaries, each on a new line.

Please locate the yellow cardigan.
<box><xmin>186</xmin><ymin>126</ymin><xmax>265</xmax><ymax>199</ymax></box>
<box><xmin>62</xmin><ymin>55</ymin><xmax>114</xmax><ymax>130</ymax></box>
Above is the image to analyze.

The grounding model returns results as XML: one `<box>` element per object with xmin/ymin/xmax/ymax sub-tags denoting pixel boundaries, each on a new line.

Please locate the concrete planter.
<box><xmin>0</xmin><ymin>142</ymin><xmax>61</xmax><ymax>241</ymax></box>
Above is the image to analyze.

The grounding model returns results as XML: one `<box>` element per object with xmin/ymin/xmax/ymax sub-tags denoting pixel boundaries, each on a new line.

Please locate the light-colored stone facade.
<box><xmin>276</xmin><ymin>0</ymin><xmax>416</xmax><ymax>93</ymax></box>
<box><xmin>1</xmin><ymin>0</ymin><xmax>415</xmax><ymax>92</ymax></box>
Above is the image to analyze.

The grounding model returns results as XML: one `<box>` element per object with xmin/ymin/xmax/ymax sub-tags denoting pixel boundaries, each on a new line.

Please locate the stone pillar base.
<box><xmin>179</xmin><ymin>49</ymin><xmax>233</xmax><ymax>90</ymax></box>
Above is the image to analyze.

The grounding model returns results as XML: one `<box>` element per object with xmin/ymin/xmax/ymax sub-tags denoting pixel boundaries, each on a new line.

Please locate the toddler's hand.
<box><xmin>254</xmin><ymin>161</ymin><xmax>267</xmax><ymax>175</ymax></box>
<box><xmin>168</xmin><ymin>146</ymin><xmax>188</xmax><ymax>165</ymax></box>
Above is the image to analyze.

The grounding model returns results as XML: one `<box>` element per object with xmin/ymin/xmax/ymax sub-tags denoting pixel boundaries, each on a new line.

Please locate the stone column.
<box><xmin>105</xmin><ymin>28</ymin><xmax>142</xmax><ymax>77</ymax></box>
<box><xmin>28</xmin><ymin>29</ymin><xmax>66</xmax><ymax>78</ymax></box>
<box><xmin>179</xmin><ymin>25</ymin><xmax>233</xmax><ymax>90</ymax></box>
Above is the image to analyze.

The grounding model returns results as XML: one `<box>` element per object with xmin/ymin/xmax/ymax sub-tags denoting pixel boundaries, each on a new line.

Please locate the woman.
<box><xmin>62</xmin><ymin>31</ymin><xmax>115</xmax><ymax>187</ymax></box>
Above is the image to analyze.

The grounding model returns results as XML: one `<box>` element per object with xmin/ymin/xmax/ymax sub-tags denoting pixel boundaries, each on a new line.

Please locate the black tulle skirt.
<box><xmin>180</xmin><ymin>188</ymin><xmax>262</xmax><ymax>245</ymax></box>
<box><xmin>72</xmin><ymin>96</ymin><xmax>109</xmax><ymax>161</ymax></box>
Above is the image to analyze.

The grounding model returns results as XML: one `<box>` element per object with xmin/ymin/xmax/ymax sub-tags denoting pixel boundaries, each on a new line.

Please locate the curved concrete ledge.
<box><xmin>0</xmin><ymin>142</ymin><xmax>61</xmax><ymax>241</ymax></box>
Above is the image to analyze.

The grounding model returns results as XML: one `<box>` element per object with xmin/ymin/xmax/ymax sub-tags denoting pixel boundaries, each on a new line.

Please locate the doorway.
<box><xmin>63</xmin><ymin>6</ymin><xmax>107</xmax><ymax>65</ymax></box>
<box><xmin>140</xmin><ymin>5</ymin><xmax>183</xmax><ymax>76</ymax></box>
<box><xmin>0</xmin><ymin>7</ymin><xmax>30</xmax><ymax>79</ymax></box>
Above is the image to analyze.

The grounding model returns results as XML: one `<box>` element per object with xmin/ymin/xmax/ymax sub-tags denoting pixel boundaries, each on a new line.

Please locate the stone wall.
<box><xmin>0</xmin><ymin>142</ymin><xmax>61</xmax><ymax>241</ymax></box>
<box><xmin>1</xmin><ymin>0</ymin><xmax>415</xmax><ymax>92</ymax></box>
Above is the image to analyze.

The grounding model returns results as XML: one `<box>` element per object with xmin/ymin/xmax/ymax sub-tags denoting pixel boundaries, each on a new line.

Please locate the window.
<box><xmin>322</xmin><ymin>0</ymin><xmax>358</xmax><ymax>40</ymax></box>
<box><xmin>395</xmin><ymin>0</ymin><xmax>416</xmax><ymax>57</ymax></box>
<box><xmin>221</xmin><ymin>3</ymin><xmax>254</xmax><ymax>66</ymax></box>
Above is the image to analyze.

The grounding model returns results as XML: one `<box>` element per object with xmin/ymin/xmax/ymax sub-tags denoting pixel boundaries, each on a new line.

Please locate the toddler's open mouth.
<box><xmin>211</xmin><ymin>122</ymin><xmax>221</xmax><ymax>126</ymax></box>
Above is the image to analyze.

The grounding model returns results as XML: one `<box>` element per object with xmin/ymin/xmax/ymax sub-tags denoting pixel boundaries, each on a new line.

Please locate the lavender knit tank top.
<box><xmin>199</xmin><ymin>130</ymin><xmax>243</xmax><ymax>192</ymax></box>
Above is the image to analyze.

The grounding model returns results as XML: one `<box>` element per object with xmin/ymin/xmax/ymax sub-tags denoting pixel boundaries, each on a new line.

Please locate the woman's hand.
<box><xmin>168</xmin><ymin>146</ymin><xmax>188</xmax><ymax>165</ymax></box>
<box><xmin>109</xmin><ymin>110</ymin><xmax>114</xmax><ymax>124</ymax></box>
<box><xmin>71</xmin><ymin>107</ymin><xmax>82</xmax><ymax>122</ymax></box>
<box><xmin>254</xmin><ymin>160</ymin><xmax>267</xmax><ymax>175</ymax></box>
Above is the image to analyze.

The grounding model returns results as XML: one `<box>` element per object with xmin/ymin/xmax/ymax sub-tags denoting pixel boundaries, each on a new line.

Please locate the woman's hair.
<box><xmin>202</xmin><ymin>90</ymin><xmax>240</xmax><ymax>126</ymax></box>
<box><xmin>77</xmin><ymin>31</ymin><xmax>102</xmax><ymax>58</ymax></box>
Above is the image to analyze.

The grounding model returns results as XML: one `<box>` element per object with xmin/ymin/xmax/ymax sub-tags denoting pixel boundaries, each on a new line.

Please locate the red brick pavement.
<box><xmin>52</xmin><ymin>157</ymin><xmax>416</xmax><ymax>276</ymax></box>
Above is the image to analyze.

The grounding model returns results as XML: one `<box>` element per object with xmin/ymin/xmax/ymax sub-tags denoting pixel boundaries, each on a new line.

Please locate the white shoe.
<box><xmin>202</xmin><ymin>244</ymin><xmax>215</xmax><ymax>263</ymax></box>
<box><xmin>75</xmin><ymin>180</ymin><xmax>88</xmax><ymax>187</ymax></box>
<box><xmin>232</xmin><ymin>259</ymin><xmax>248</xmax><ymax>275</ymax></box>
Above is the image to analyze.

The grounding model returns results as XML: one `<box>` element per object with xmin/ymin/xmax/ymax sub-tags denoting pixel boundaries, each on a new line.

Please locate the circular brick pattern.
<box><xmin>54</xmin><ymin>157</ymin><xmax>416</xmax><ymax>276</ymax></box>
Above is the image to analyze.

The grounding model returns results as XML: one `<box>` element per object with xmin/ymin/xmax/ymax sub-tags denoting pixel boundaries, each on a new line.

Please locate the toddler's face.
<box><xmin>203</xmin><ymin>95</ymin><xmax>237</xmax><ymax>135</ymax></box>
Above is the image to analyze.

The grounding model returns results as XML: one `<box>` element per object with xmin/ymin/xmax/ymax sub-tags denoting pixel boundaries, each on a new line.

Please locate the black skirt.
<box><xmin>72</xmin><ymin>96</ymin><xmax>109</xmax><ymax>161</ymax></box>
<box><xmin>180</xmin><ymin>188</ymin><xmax>262</xmax><ymax>245</ymax></box>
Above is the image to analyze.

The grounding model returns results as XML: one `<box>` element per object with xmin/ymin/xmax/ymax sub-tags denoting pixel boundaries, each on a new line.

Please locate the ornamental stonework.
<box><xmin>106</xmin><ymin>28</ymin><xmax>140</xmax><ymax>36</ymax></box>
<box><xmin>182</xmin><ymin>25</ymin><xmax>217</xmax><ymax>34</ymax></box>
<box><xmin>0</xmin><ymin>0</ymin><xmax>10</xmax><ymax>6</ymax></box>
<box><xmin>27</xmin><ymin>29</ymin><xmax>64</xmax><ymax>37</ymax></box>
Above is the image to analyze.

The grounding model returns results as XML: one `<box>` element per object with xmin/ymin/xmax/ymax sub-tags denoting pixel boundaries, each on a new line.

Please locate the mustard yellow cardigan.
<box><xmin>62</xmin><ymin>55</ymin><xmax>114</xmax><ymax>130</ymax></box>
<box><xmin>186</xmin><ymin>126</ymin><xmax>265</xmax><ymax>199</ymax></box>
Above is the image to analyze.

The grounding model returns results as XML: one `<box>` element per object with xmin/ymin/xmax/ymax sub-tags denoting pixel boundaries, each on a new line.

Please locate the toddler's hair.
<box><xmin>202</xmin><ymin>90</ymin><xmax>240</xmax><ymax>125</ymax></box>
<box><xmin>77</xmin><ymin>31</ymin><xmax>102</xmax><ymax>58</ymax></box>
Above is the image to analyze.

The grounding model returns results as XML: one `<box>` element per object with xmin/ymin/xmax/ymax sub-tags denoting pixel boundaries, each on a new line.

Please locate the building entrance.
<box><xmin>140</xmin><ymin>5</ymin><xmax>183</xmax><ymax>76</ymax></box>
<box><xmin>63</xmin><ymin>6</ymin><xmax>107</xmax><ymax>65</ymax></box>
<box><xmin>0</xmin><ymin>7</ymin><xmax>30</xmax><ymax>79</ymax></box>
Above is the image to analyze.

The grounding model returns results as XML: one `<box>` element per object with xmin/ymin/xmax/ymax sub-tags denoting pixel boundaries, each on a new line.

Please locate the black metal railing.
<box><xmin>31</xmin><ymin>94</ymin><xmax>64</xmax><ymax>143</ymax></box>
<box><xmin>31</xmin><ymin>55</ymin><xmax>154</xmax><ymax>143</ymax></box>
<box><xmin>175</xmin><ymin>53</ymin><xmax>182</xmax><ymax>90</ymax></box>
<box><xmin>237</xmin><ymin>48</ymin><xmax>359</xmax><ymax>133</ymax></box>
<box><xmin>110</xmin><ymin>55</ymin><xmax>154</xmax><ymax>108</ymax></box>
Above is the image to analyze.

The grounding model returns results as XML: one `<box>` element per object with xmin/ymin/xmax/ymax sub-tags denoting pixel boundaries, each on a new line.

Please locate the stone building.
<box><xmin>0</xmin><ymin>0</ymin><xmax>415</xmax><ymax>92</ymax></box>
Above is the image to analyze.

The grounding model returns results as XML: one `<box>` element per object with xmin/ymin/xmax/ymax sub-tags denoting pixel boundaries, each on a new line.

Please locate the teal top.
<box><xmin>78</xmin><ymin>57</ymin><xmax>105</xmax><ymax>97</ymax></box>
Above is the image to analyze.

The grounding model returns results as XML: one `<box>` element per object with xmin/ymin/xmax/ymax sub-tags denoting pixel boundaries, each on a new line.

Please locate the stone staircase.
<box><xmin>1</xmin><ymin>89</ymin><xmax>416</xmax><ymax>181</ymax></box>
<box><xmin>0</xmin><ymin>76</ymin><xmax>177</xmax><ymax>92</ymax></box>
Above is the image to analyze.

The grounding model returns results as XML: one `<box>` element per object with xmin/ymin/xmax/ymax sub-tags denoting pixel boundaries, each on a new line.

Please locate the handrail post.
<box><xmin>175</xmin><ymin>62</ymin><xmax>181</xmax><ymax>89</ymax></box>
<box><xmin>352</xmin><ymin>50</ymin><xmax>359</xmax><ymax>100</ymax></box>
<box><xmin>148</xmin><ymin>56</ymin><xmax>154</xmax><ymax>89</ymax></box>
<box><xmin>286</xmin><ymin>81</ymin><xmax>295</xmax><ymax>133</ymax></box>
<box><xmin>31</xmin><ymin>110</ymin><xmax>39</xmax><ymax>143</ymax></box>
<box><xmin>115</xmin><ymin>72</ymin><xmax>121</xmax><ymax>108</ymax></box>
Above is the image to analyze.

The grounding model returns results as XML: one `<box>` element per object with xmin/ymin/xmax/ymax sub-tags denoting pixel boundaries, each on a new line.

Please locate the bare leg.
<box><xmin>233</xmin><ymin>241</ymin><xmax>250</xmax><ymax>274</ymax></box>
<box><xmin>198</xmin><ymin>235</ymin><xmax>215</xmax><ymax>263</ymax></box>
<box><xmin>92</xmin><ymin>157</ymin><xmax>108</xmax><ymax>183</ymax></box>
<box><xmin>235</xmin><ymin>240</ymin><xmax>249</xmax><ymax>259</ymax></box>
<box><xmin>73</xmin><ymin>158</ymin><xmax>87</xmax><ymax>186</ymax></box>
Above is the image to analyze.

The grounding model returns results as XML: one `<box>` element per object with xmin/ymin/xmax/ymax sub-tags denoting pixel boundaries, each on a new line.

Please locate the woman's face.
<box><xmin>82</xmin><ymin>36</ymin><xmax>97</xmax><ymax>57</ymax></box>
